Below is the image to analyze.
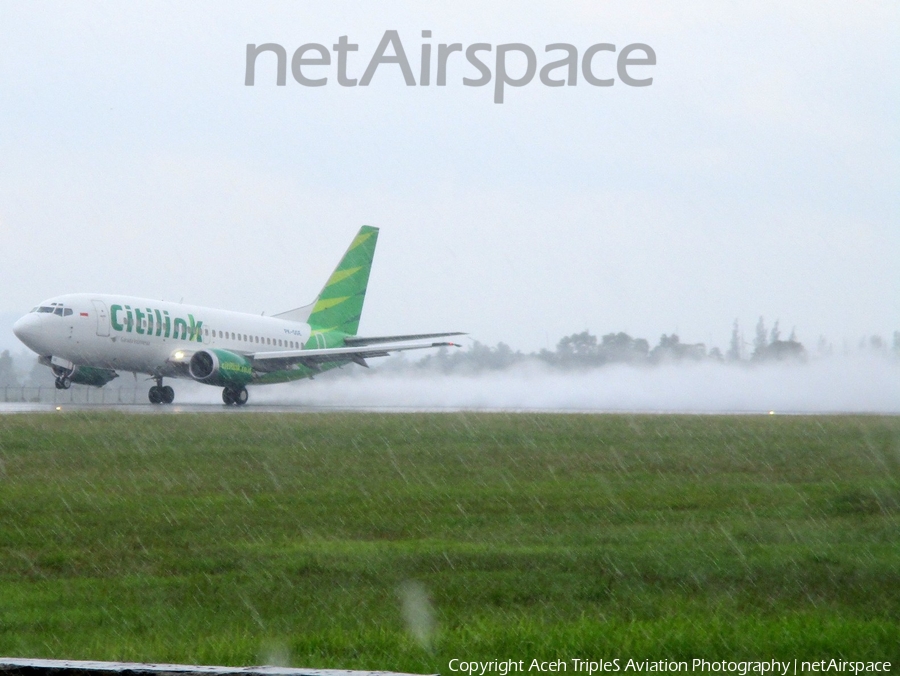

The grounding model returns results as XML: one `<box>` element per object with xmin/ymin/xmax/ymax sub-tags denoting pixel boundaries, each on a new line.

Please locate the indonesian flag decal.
<box><xmin>80</xmin><ymin>312</ymin><xmax>89</xmax><ymax>317</ymax></box>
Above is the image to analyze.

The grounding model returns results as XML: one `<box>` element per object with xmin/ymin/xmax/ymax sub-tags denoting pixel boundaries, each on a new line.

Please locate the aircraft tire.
<box><xmin>161</xmin><ymin>386</ymin><xmax>175</xmax><ymax>404</ymax></box>
<box><xmin>234</xmin><ymin>387</ymin><xmax>248</xmax><ymax>406</ymax></box>
<box><xmin>59</xmin><ymin>376</ymin><xmax>71</xmax><ymax>390</ymax></box>
<box><xmin>54</xmin><ymin>378</ymin><xmax>64</xmax><ymax>390</ymax></box>
<box><xmin>148</xmin><ymin>386</ymin><xmax>162</xmax><ymax>405</ymax></box>
<box><xmin>222</xmin><ymin>388</ymin><xmax>235</xmax><ymax>405</ymax></box>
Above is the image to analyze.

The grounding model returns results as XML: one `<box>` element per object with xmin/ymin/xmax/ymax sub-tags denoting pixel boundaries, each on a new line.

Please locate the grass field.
<box><xmin>0</xmin><ymin>412</ymin><xmax>897</xmax><ymax>671</ymax></box>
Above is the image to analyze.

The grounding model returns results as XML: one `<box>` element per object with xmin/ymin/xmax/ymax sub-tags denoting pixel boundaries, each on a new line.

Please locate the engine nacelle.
<box><xmin>189</xmin><ymin>349</ymin><xmax>253</xmax><ymax>387</ymax></box>
<box><xmin>50</xmin><ymin>363</ymin><xmax>118</xmax><ymax>388</ymax></box>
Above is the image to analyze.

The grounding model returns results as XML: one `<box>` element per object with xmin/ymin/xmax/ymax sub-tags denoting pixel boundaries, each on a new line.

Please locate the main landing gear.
<box><xmin>222</xmin><ymin>386</ymin><xmax>249</xmax><ymax>406</ymax></box>
<box><xmin>148</xmin><ymin>377</ymin><xmax>175</xmax><ymax>405</ymax></box>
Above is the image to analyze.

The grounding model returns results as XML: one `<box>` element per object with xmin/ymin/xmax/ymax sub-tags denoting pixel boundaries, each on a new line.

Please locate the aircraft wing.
<box><xmin>250</xmin><ymin>340</ymin><xmax>461</xmax><ymax>372</ymax></box>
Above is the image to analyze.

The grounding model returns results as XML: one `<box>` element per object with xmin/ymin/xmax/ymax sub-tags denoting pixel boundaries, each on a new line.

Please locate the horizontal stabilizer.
<box><xmin>344</xmin><ymin>332</ymin><xmax>466</xmax><ymax>346</ymax></box>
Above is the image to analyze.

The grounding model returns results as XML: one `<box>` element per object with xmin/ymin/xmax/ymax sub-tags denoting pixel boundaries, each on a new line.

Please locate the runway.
<box><xmin>0</xmin><ymin>402</ymin><xmax>466</xmax><ymax>414</ymax></box>
<box><xmin>1</xmin><ymin>402</ymin><xmax>894</xmax><ymax>416</ymax></box>
<box><xmin>0</xmin><ymin>402</ymin><xmax>299</xmax><ymax>414</ymax></box>
<box><xmin>0</xmin><ymin>402</ymin><xmax>685</xmax><ymax>415</ymax></box>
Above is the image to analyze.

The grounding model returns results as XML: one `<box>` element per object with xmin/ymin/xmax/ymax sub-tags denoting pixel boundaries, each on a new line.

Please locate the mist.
<box><xmin>194</xmin><ymin>356</ymin><xmax>900</xmax><ymax>413</ymax></box>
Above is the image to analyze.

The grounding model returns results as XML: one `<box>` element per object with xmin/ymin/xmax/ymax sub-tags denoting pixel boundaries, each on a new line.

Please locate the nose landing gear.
<box><xmin>148</xmin><ymin>378</ymin><xmax>175</xmax><ymax>405</ymax></box>
<box><xmin>54</xmin><ymin>376</ymin><xmax>71</xmax><ymax>390</ymax></box>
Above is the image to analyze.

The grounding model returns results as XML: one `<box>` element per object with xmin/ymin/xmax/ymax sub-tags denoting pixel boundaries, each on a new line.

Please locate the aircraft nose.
<box><xmin>13</xmin><ymin>313</ymin><xmax>41</xmax><ymax>349</ymax></box>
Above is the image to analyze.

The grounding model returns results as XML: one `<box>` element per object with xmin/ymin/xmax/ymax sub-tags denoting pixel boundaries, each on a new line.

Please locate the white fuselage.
<box><xmin>13</xmin><ymin>293</ymin><xmax>312</xmax><ymax>378</ymax></box>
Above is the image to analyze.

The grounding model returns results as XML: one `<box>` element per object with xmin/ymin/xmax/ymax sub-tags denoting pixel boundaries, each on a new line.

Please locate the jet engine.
<box><xmin>189</xmin><ymin>349</ymin><xmax>253</xmax><ymax>387</ymax></box>
<box><xmin>50</xmin><ymin>363</ymin><xmax>119</xmax><ymax>388</ymax></box>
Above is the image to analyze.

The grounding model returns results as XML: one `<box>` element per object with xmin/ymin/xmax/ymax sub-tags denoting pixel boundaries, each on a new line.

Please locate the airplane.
<box><xmin>12</xmin><ymin>226</ymin><xmax>463</xmax><ymax>405</ymax></box>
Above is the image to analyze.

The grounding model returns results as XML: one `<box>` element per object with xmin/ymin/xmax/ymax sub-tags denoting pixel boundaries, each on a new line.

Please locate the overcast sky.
<box><xmin>0</xmin><ymin>1</ymin><xmax>897</xmax><ymax>353</ymax></box>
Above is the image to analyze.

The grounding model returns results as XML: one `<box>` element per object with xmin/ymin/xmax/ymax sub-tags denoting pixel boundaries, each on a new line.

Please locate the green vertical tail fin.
<box><xmin>306</xmin><ymin>225</ymin><xmax>379</xmax><ymax>337</ymax></box>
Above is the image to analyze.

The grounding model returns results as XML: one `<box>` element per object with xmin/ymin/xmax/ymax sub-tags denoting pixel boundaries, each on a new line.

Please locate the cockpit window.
<box><xmin>34</xmin><ymin>304</ymin><xmax>72</xmax><ymax>315</ymax></box>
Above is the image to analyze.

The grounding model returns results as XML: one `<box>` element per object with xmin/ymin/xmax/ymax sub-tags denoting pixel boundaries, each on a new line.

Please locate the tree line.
<box><xmin>409</xmin><ymin>320</ymin><xmax>900</xmax><ymax>375</ymax></box>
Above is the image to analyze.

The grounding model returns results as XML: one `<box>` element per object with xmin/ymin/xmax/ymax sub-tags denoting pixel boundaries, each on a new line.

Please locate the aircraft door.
<box><xmin>91</xmin><ymin>300</ymin><xmax>110</xmax><ymax>336</ymax></box>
